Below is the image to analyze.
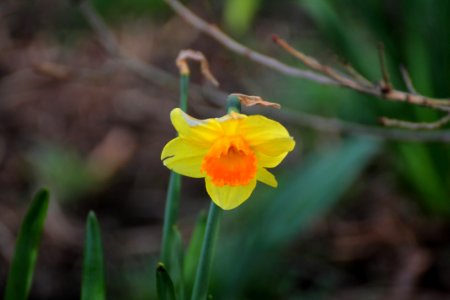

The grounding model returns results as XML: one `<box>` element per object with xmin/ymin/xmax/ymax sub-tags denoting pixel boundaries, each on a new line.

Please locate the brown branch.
<box><xmin>164</xmin><ymin>0</ymin><xmax>450</xmax><ymax>111</ymax></box>
<box><xmin>77</xmin><ymin>0</ymin><xmax>450</xmax><ymax>143</ymax></box>
<box><xmin>340</xmin><ymin>61</ymin><xmax>373</xmax><ymax>88</ymax></box>
<box><xmin>380</xmin><ymin>113</ymin><xmax>450</xmax><ymax>130</ymax></box>
<box><xmin>164</xmin><ymin>0</ymin><xmax>336</xmax><ymax>85</ymax></box>
<box><xmin>272</xmin><ymin>36</ymin><xmax>450</xmax><ymax>109</ymax></box>
<box><xmin>400</xmin><ymin>65</ymin><xmax>418</xmax><ymax>94</ymax></box>
<box><xmin>377</xmin><ymin>43</ymin><xmax>392</xmax><ymax>92</ymax></box>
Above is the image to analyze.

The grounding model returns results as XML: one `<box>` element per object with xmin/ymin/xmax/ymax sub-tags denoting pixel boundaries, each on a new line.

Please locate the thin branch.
<box><xmin>380</xmin><ymin>113</ymin><xmax>450</xmax><ymax>130</ymax></box>
<box><xmin>272</xmin><ymin>36</ymin><xmax>450</xmax><ymax>108</ymax></box>
<box><xmin>272</xmin><ymin>35</ymin><xmax>369</xmax><ymax>93</ymax></box>
<box><xmin>400</xmin><ymin>65</ymin><xmax>418</xmax><ymax>94</ymax></box>
<box><xmin>79</xmin><ymin>2</ymin><xmax>121</xmax><ymax>56</ymax></box>
<box><xmin>77</xmin><ymin>0</ymin><xmax>450</xmax><ymax>143</ymax></box>
<box><xmin>164</xmin><ymin>0</ymin><xmax>336</xmax><ymax>85</ymax></box>
<box><xmin>377</xmin><ymin>43</ymin><xmax>392</xmax><ymax>92</ymax></box>
<box><xmin>340</xmin><ymin>61</ymin><xmax>373</xmax><ymax>88</ymax></box>
<box><xmin>164</xmin><ymin>0</ymin><xmax>450</xmax><ymax>110</ymax></box>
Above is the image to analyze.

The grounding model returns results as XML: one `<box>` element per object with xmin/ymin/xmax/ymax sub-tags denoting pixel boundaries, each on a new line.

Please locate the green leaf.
<box><xmin>215</xmin><ymin>137</ymin><xmax>381</xmax><ymax>297</ymax></box>
<box><xmin>171</xmin><ymin>227</ymin><xmax>185</xmax><ymax>300</ymax></box>
<box><xmin>81</xmin><ymin>212</ymin><xmax>106</xmax><ymax>300</ymax></box>
<box><xmin>223</xmin><ymin>0</ymin><xmax>260</xmax><ymax>35</ymax></box>
<box><xmin>156</xmin><ymin>263</ymin><xmax>177</xmax><ymax>300</ymax></box>
<box><xmin>183</xmin><ymin>212</ymin><xmax>207</xmax><ymax>297</ymax></box>
<box><xmin>4</xmin><ymin>188</ymin><xmax>50</xmax><ymax>300</ymax></box>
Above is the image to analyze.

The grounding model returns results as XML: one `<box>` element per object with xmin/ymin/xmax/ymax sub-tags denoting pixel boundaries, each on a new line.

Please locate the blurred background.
<box><xmin>1</xmin><ymin>0</ymin><xmax>450</xmax><ymax>299</ymax></box>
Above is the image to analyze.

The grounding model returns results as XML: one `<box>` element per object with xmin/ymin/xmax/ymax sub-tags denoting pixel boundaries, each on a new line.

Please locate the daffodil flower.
<box><xmin>161</xmin><ymin>108</ymin><xmax>295</xmax><ymax>210</ymax></box>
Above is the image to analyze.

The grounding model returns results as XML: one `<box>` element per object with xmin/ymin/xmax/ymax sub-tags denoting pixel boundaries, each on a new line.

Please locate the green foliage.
<box><xmin>214</xmin><ymin>137</ymin><xmax>381</xmax><ymax>299</ymax></box>
<box><xmin>223</xmin><ymin>0</ymin><xmax>261</xmax><ymax>35</ymax></box>
<box><xmin>81</xmin><ymin>212</ymin><xmax>106</xmax><ymax>300</ymax></box>
<box><xmin>183</xmin><ymin>212</ymin><xmax>207</xmax><ymax>298</ymax></box>
<box><xmin>296</xmin><ymin>0</ymin><xmax>450</xmax><ymax>215</ymax></box>
<box><xmin>157</xmin><ymin>263</ymin><xmax>177</xmax><ymax>300</ymax></box>
<box><xmin>29</xmin><ymin>144</ymin><xmax>95</xmax><ymax>201</ymax></box>
<box><xmin>4</xmin><ymin>189</ymin><xmax>50</xmax><ymax>300</ymax></box>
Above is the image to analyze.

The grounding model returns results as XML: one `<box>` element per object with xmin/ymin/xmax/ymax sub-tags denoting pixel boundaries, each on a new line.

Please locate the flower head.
<box><xmin>161</xmin><ymin>108</ymin><xmax>295</xmax><ymax>210</ymax></box>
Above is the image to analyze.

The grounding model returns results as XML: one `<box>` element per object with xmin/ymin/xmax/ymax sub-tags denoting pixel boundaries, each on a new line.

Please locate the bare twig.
<box><xmin>164</xmin><ymin>0</ymin><xmax>450</xmax><ymax>110</ymax></box>
<box><xmin>79</xmin><ymin>2</ymin><xmax>121</xmax><ymax>56</ymax></box>
<box><xmin>272</xmin><ymin>35</ymin><xmax>369</xmax><ymax>92</ymax></box>
<box><xmin>377</xmin><ymin>43</ymin><xmax>392</xmax><ymax>92</ymax></box>
<box><xmin>77</xmin><ymin>0</ymin><xmax>450</xmax><ymax>142</ymax></box>
<box><xmin>380</xmin><ymin>113</ymin><xmax>450</xmax><ymax>130</ymax></box>
<box><xmin>400</xmin><ymin>65</ymin><xmax>418</xmax><ymax>94</ymax></box>
<box><xmin>340</xmin><ymin>61</ymin><xmax>373</xmax><ymax>88</ymax></box>
<box><xmin>272</xmin><ymin>36</ymin><xmax>450</xmax><ymax>108</ymax></box>
<box><xmin>164</xmin><ymin>0</ymin><xmax>336</xmax><ymax>85</ymax></box>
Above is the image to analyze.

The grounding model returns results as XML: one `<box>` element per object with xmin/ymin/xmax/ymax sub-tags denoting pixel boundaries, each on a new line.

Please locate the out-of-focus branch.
<box><xmin>164</xmin><ymin>0</ymin><xmax>450</xmax><ymax>127</ymax></box>
<box><xmin>76</xmin><ymin>1</ymin><xmax>450</xmax><ymax>142</ymax></box>
<box><xmin>271</xmin><ymin>36</ymin><xmax>450</xmax><ymax>109</ymax></box>
<box><xmin>380</xmin><ymin>113</ymin><xmax>450</xmax><ymax>130</ymax></box>
<box><xmin>163</xmin><ymin>0</ymin><xmax>336</xmax><ymax>85</ymax></box>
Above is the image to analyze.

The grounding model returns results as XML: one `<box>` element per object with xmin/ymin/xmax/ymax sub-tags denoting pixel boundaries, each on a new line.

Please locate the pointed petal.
<box><xmin>240</xmin><ymin>115</ymin><xmax>295</xmax><ymax>156</ymax></box>
<box><xmin>205</xmin><ymin>177</ymin><xmax>256</xmax><ymax>210</ymax></box>
<box><xmin>252</xmin><ymin>137</ymin><xmax>295</xmax><ymax>157</ymax></box>
<box><xmin>161</xmin><ymin>137</ymin><xmax>207</xmax><ymax>178</ymax></box>
<box><xmin>256</xmin><ymin>151</ymin><xmax>289</xmax><ymax>168</ymax></box>
<box><xmin>170</xmin><ymin>108</ymin><xmax>222</xmax><ymax>146</ymax></box>
<box><xmin>257</xmin><ymin>168</ymin><xmax>278</xmax><ymax>187</ymax></box>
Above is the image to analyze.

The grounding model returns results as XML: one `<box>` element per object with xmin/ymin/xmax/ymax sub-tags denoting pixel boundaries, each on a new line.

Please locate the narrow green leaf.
<box><xmin>81</xmin><ymin>212</ymin><xmax>106</xmax><ymax>300</ymax></box>
<box><xmin>183</xmin><ymin>211</ymin><xmax>207</xmax><ymax>297</ymax></box>
<box><xmin>4</xmin><ymin>188</ymin><xmax>50</xmax><ymax>300</ymax></box>
<box><xmin>156</xmin><ymin>263</ymin><xmax>177</xmax><ymax>300</ymax></box>
<box><xmin>171</xmin><ymin>226</ymin><xmax>185</xmax><ymax>300</ymax></box>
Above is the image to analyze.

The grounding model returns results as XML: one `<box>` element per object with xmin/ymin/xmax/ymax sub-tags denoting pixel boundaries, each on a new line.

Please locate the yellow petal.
<box><xmin>252</xmin><ymin>137</ymin><xmax>295</xmax><ymax>157</ymax></box>
<box><xmin>170</xmin><ymin>108</ymin><xmax>222</xmax><ymax>146</ymax></box>
<box><xmin>205</xmin><ymin>177</ymin><xmax>256</xmax><ymax>210</ymax></box>
<box><xmin>256</xmin><ymin>152</ymin><xmax>289</xmax><ymax>168</ymax></box>
<box><xmin>161</xmin><ymin>137</ymin><xmax>207</xmax><ymax>178</ymax></box>
<box><xmin>257</xmin><ymin>168</ymin><xmax>278</xmax><ymax>187</ymax></box>
<box><xmin>240</xmin><ymin>115</ymin><xmax>295</xmax><ymax>156</ymax></box>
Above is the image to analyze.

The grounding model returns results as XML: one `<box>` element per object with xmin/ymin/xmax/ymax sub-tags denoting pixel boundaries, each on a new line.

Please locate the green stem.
<box><xmin>190</xmin><ymin>203</ymin><xmax>222</xmax><ymax>300</ymax></box>
<box><xmin>190</xmin><ymin>95</ymin><xmax>239</xmax><ymax>300</ymax></box>
<box><xmin>160</xmin><ymin>73</ymin><xmax>189</xmax><ymax>269</ymax></box>
<box><xmin>180</xmin><ymin>74</ymin><xmax>189</xmax><ymax>111</ymax></box>
<box><xmin>160</xmin><ymin>172</ymin><xmax>181</xmax><ymax>269</ymax></box>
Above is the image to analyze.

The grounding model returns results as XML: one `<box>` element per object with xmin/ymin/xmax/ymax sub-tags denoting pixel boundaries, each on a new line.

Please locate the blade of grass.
<box><xmin>81</xmin><ymin>212</ymin><xmax>106</xmax><ymax>300</ymax></box>
<box><xmin>172</xmin><ymin>226</ymin><xmax>185</xmax><ymax>300</ymax></box>
<box><xmin>157</xmin><ymin>263</ymin><xmax>177</xmax><ymax>300</ymax></box>
<box><xmin>4</xmin><ymin>188</ymin><xmax>50</xmax><ymax>300</ymax></box>
<box><xmin>190</xmin><ymin>203</ymin><xmax>222</xmax><ymax>300</ymax></box>
<box><xmin>183</xmin><ymin>212</ymin><xmax>207</xmax><ymax>298</ymax></box>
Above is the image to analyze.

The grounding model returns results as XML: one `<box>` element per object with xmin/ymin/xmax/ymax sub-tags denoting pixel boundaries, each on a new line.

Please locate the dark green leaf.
<box><xmin>81</xmin><ymin>212</ymin><xmax>106</xmax><ymax>300</ymax></box>
<box><xmin>156</xmin><ymin>263</ymin><xmax>177</xmax><ymax>300</ymax></box>
<box><xmin>183</xmin><ymin>211</ymin><xmax>207</xmax><ymax>297</ymax></box>
<box><xmin>4</xmin><ymin>188</ymin><xmax>50</xmax><ymax>300</ymax></box>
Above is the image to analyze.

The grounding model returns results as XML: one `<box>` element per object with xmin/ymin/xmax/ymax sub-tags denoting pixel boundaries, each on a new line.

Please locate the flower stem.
<box><xmin>160</xmin><ymin>73</ymin><xmax>189</xmax><ymax>269</ymax></box>
<box><xmin>160</xmin><ymin>172</ymin><xmax>181</xmax><ymax>269</ymax></box>
<box><xmin>190</xmin><ymin>95</ymin><xmax>239</xmax><ymax>300</ymax></box>
<box><xmin>190</xmin><ymin>203</ymin><xmax>222</xmax><ymax>300</ymax></box>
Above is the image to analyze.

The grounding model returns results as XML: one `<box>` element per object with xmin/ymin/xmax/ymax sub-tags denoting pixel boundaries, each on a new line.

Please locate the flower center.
<box><xmin>201</xmin><ymin>136</ymin><xmax>257</xmax><ymax>186</ymax></box>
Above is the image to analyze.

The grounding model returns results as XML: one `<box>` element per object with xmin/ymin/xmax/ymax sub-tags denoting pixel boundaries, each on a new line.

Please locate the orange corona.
<box><xmin>201</xmin><ymin>136</ymin><xmax>257</xmax><ymax>186</ymax></box>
